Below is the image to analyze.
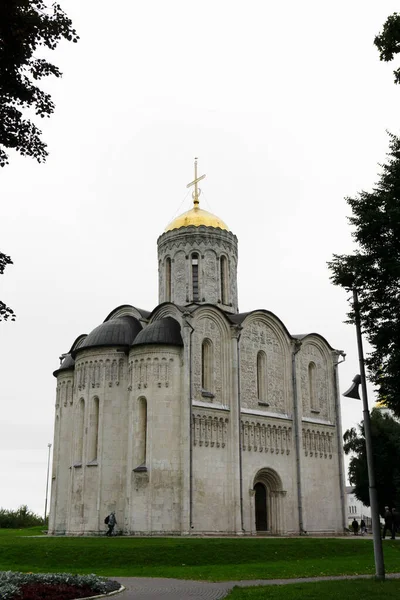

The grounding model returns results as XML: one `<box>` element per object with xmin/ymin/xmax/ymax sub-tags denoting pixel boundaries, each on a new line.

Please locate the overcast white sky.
<box><xmin>1</xmin><ymin>1</ymin><xmax>399</xmax><ymax>516</ymax></box>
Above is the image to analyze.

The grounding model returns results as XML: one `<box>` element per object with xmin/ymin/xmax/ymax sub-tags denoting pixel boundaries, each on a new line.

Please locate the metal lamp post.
<box><xmin>44</xmin><ymin>443</ymin><xmax>52</xmax><ymax>522</ymax></box>
<box><xmin>343</xmin><ymin>288</ymin><xmax>385</xmax><ymax>580</ymax></box>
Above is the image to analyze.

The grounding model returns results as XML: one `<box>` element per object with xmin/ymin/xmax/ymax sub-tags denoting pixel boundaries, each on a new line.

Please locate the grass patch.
<box><xmin>0</xmin><ymin>535</ymin><xmax>399</xmax><ymax>580</ymax></box>
<box><xmin>226</xmin><ymin>578</ymin><xmax>400</xmax><ymax>599</ymax></box>
<box><xmin>0</xmin><ymin>527</ymin><xmax>46</xmax><ymax>537</ymax></box>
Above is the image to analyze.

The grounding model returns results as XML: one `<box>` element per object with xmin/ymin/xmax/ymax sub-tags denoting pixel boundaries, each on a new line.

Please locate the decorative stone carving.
<box><xmin>240</xmin><ymin>320</ymin><xmax>287</xmax><ymax>413</ymax></box>
<box><xmin>300</xmin><ymin>343</ymin><xmax>329</xmax><ymax>420</ymax></box>
<box><xmin>302</xmin><ymin>428</ymin><xmax>333</xmax><ymax>459</ymax></box>
<box><xmin>192</xmin><ymin>414</ymin><xmax>228</xmax><ymax>448</ymax></box>
<box><xmin>241</xmin><ymin>420</ymin><xmax>292</xmax><ymax>454</ymax></box>
<box><xmin>132</xmin><ymin>353</ymin><xmax>175</xmax><ymax>389</ymax></box>
<box><xmin>192</xmin><ymin>315</ymin><xmax>227</xmax><ymax>405</ymax></box>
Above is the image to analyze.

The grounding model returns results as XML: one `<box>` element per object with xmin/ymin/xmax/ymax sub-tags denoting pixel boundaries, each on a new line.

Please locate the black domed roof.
<box><xmin>132</xmin><ymin>317</ymin><xmax>183</xmax><ymax>347</ymax></box>
<box><xmin>53</xmin><ymin>353</ymin><xmax>75</xmax><ymax>377</ymax></box>
<box><xmin>73</xmin><ymin>316</ymin><xmax>142</xmax><ymax>357</ymax></box>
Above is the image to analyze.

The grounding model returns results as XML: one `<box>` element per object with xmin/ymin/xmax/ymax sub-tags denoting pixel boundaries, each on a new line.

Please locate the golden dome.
<box><xmin>165</xmin><ymin>158</ymin><xmax>229</xmax><ymax>232</ymax></box>
<box><xmin>165</xmin><ymin>205</ymin><xmax>229</xmax><ymax>232</ymax></box>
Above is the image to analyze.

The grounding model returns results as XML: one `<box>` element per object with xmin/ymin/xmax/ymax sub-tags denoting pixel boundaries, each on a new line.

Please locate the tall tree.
<box><xmin>344</xmin><ymin>408</ymin><xmax>400</xmax><ymax>513</ymax></box>
<box><xmin>328</xmin><ymin>133</ymin><xmax>400</xmax><ymax>416</ymax></box>
<box><xmin>0</xmin><ymin>0</ymin><xmax>78</xmax><ymax>167</ymax></box>
<box><xmin>0</xmin><ymin>252</ymin><xmax>16</xmax><ymax>321</ymax></box>
<box><xmin>374</xmin><ymin>12</ymin><xmax>400</xmax><ymax>84</ymax></box>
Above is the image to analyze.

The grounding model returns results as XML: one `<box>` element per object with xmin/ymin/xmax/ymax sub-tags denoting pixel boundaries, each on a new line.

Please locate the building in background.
<box><xmin>49</xmin><ymin>163</ymin><xmax>347</xmax><ymax>536</ymax></box>
<box><xmin>346</xmin><ymin>485</ymin><xmax>372</xmax><ymax>530</ymax></box>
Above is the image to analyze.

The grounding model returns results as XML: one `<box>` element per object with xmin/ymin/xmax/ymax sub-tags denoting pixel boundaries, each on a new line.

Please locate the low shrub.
<box><xmin>0</xmin><ymin>506</ymin><xmax>45</xmax><ymax>529</ymax></box>
<box><xmin>0</xmin><ymin>571</ymin><xmax>120</xmax><ymax>600</ymax></box>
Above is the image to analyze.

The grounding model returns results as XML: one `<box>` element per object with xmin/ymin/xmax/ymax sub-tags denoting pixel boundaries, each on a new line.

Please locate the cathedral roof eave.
<box><xmin>53</xmin><ymin>334</ymin><xmax>88</xmax><ymax>377</ymax></box>
<box><xmin>227</xmin><ymin>309</ymin><xmax>293</xmax><ymax>340</ymax></box>
<box><xmin>291</xmin><ymin>332</ymin><xmax>338</xmax><ymax>352</ymax></box>
<box><xmin>103</xmin><ymin>304</ymin><xmax>152</xmax><ymax>322</ymax></box>
<box><xmin>228</xmin><ymin>311</ymin><xmax>340</xmax><ymax>353</ymax></box>
<box><xmin>53</xmin><ymin>353</ymin><xmax>75</xmax><ymax>377</ymax></box>
<box><xmin>146</xmin><ymin>302</ymin><xmax>197</xmax><ymax>322</ymax></box>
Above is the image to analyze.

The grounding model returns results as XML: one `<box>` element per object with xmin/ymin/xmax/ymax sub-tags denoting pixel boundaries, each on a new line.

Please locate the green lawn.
<box><xmin>226</xmin><ymin>579</ymin><xmax>400</xmax><ymax>599</ymax></box>
<box><xmin>0</xmin><ymin>530</ymin><xmax>399</xmax><ymax>581</ymax></box>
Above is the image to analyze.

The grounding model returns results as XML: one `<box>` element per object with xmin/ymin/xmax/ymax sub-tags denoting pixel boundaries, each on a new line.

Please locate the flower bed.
<box><xmin>0</xmin><ymin>571</ymin><xmax>121</xmax><ymax>600</ymax></box>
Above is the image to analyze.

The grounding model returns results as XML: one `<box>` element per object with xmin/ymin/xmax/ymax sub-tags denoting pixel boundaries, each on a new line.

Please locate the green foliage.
<box><xmin>0</xmin><ymin>251</ymin><xmax>15</xmax><ymax>322</ymax></box>
<box><xmin>226</xmin><ymin>580</ymin><xmax>400</xmax><ymax>600</ymax></box>
<box><xmin>343</xmin><ymin>409</ymin><xmax>400</xmax><ymax>513</ymax></box>
<box><xmin>328</xmin><ymin>132</ymin><xmax>400</xmax><ymax>416</ymax></box>
<box><xmin>375</xmin><ymin>13</ymin><xmax>400</xmax><ymax>84</ymax></box>
<box><xmin>0</xmin><ymin>0</ymin><xmax>79</xmax><ymax>167</ymax></box>
<box><xmin>0</xmin><ymin>505</ymin><xmax>45</xmax><ymax>529</ymax></box>
<box><xmin>0</xmin><ymin>535</ymin><xmax>400</xmax><ymax>580</ymax></box>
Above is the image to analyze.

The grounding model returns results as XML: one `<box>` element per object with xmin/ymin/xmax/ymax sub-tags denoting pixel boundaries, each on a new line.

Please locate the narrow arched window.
<box><xmin>192</xmin><ymin>253</ymin><xmax>199</xmax><ymax>301</ymax></box>
<box><xmin>201</xmin><ymin>338</ymin><xmax>213</xmax><ymax>394</ymax></box>
<box><xmin>137</xmin><ymin>397</ymin><xmax>147</xmax><ymax>466</ymax></box>
<box><xmin>220</xmin><ymin>255</ymin><xmax>229</xmax><ymax>305</ymax></box>
<box><xmin>88</xmin><ymin>397</ymin><xmax>99</xmax><ymax>463</ymax></box>
<box><xmin>165</xmin><ymin>257</ymin><xmax>171</xmax><ymax>302</ymax></box>
<box><xmin>308</xmin><ymin>362</ymin><xmax>318</xmax><ymax>411</ymax></box>
<box><xmin>257</xmin><ymin>351</ymin><xmax>267</xmax><ymax>402</ymax></box>
<box><xmin>75</xmin><ymin>398</ymin><xmax>85</xmax><ymax>465</ymax></box>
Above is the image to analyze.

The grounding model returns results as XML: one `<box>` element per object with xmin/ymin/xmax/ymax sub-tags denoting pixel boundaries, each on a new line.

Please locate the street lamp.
<box><xmin>343</xmin><ymin>288</ymin><xmax>385</xmax><ymax>580</ymax></box>
<box><xmin>44</xmin><ymin>443</ymin><xmax>52</xmax><ymax>523</ymax></box>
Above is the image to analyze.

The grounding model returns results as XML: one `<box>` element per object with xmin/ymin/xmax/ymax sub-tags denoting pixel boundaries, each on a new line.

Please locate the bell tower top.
<box><xmin>164</xmin><ymin>159</ymin><xmax>229</xmax><ymax>232</ymax></box>
<box><xmin>158</xmin><ymin>161</ymin><xmax>239</xmax><ymax>314</ymax></box>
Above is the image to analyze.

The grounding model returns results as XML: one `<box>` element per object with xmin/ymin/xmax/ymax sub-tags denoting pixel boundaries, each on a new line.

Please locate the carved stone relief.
<box><xmin>300</xmin><ymin>343</ymin><xmax>329</xmax><ymax>420</ymax></box>
<box><xmin>203</xmin><ymin>250</ymin><xmax>218</xmax><ymax>304</ymax></box>
<box><xmin>74</xmin><ymin>355</ymin><xmax>126</xmax><ymax>391</ymax></box>
<box><xmin>172</xmin><ymin>250</ymin><xmax>186</xmax><ymax>304</ymax></box>
<box><xmin>240</xmin><ymin>320</ymin><xmax>286</xmax><ymax>412</ymax></box>
<box><xmin>131</xmin><ymin>354</ymin><xmax>174</xmax><ymax>389</ymax></box>
<box><xmin>193</xmin><ymin>316</ymin><xmax>224</xmax><ymax>403</ymax></box>
<box><xmin>192</xmin><ymin>414</ymin><xmax>229</xmax><ymax>448</ymax></box>
<box><xmin>241</xmin><ymin>420</ymin><xmax>292</xmax><ymax>454</ymax></box>
<box><xmin>302</xmin><ymin>428</ymin><xmax>333</xmax><ymax>459</ymax></box>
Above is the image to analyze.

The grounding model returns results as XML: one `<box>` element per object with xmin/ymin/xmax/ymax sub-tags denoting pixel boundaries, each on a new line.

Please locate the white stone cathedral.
<box><xmin>49</xmin><ymin>162</ymin><xmax>347</xmax><ymax>536</ymax></box>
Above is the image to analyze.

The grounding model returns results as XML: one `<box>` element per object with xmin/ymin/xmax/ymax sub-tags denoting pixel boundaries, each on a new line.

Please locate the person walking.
<box><xmin>360</xmin><ymin>519</ymin><xmax>366</xmax><ymax>535</ymax></box>
<box><xmin>382</xmin><ymin>506</ymin><xmax>393</xmax><ymax>539</ymax></box>
<box><xmin>105</xmin><ymin>511</ymin><xmax>117</xmax><ymax>536</ymax></box>
<box><xmin>351</xmin><ymin>518</ymin><xmax>359</xmax><ymax>535</ymax></box>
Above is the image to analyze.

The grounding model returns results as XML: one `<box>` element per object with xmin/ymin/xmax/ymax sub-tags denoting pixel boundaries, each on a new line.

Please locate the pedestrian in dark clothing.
<box><xmin>105</xmin><ymin>511</ymin><xmax>117</xmax><ymax>536</ymax></box>
<box><xmin>360</xmin><ymin>519</ymin><xmax>366</xmax><ymax>535</ymax></box>
<box><xmin>352</xmin><ymin>518</ymin><xmax>359</xmax><ymax>535</ymax></box>
<box><xmin>391</xmin><ymin>508</ymin><xmax>399</xmax><ymax>539</ymax></box>
<box><xmin>382</xmin><ymin>506</ymin><xmax>393</xmax><ymax>539</ymax></box>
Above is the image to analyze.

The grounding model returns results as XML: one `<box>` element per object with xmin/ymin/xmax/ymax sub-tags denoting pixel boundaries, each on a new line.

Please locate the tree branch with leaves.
<box><xmin>328</xmin><ymin>132</ymin><xmax>400</xmax><ymax>416</ymax></box>
<box><xmin>0</xmin><ymin>252</ymin><xmax>16</xmax><ymax>321</ymax></box>
<box><xmin>0</xmin><ymin>0</ymin><xmax>79</xmax><ymax>167</ymax></box>
<box><xmin>343</xmin><ymin>409</ymin><xmax>400</xmax><ymax>513</ymax></box>
<box><xmin>375</xmin><ymin>12</ymin><xmax>400</xmax><ymax>84</ymax></box>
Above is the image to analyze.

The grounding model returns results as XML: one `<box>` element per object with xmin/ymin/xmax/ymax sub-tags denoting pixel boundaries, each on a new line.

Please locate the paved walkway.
<box><xmin>113</xmin><ymin>573</ymin><xmax>400</xmax><ymax>600</ymax></box>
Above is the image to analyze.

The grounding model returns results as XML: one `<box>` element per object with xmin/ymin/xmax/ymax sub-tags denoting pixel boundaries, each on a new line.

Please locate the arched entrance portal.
<box><xmin>254</xmin><ymin>482</ymin><xmax>268</xmax><ymax>531</ymax></box>
<box><xmin>252</xmin><ymin>468</ymin><xmax>286</xmax><ymax>535</ymax></box>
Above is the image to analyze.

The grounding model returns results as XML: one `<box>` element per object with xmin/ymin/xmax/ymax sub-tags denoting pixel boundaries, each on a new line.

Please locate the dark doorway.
<box><xmin>254</xmin><ymin>482</ymin><xmax>268</xmax><ymax>531</ymax></box>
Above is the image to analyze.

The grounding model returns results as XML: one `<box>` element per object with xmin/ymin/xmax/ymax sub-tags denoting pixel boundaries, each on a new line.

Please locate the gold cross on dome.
<box><xmin>186</xmin><ymin>157</ymin><xmax>206</xmax><ymax>206</ymax></box>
